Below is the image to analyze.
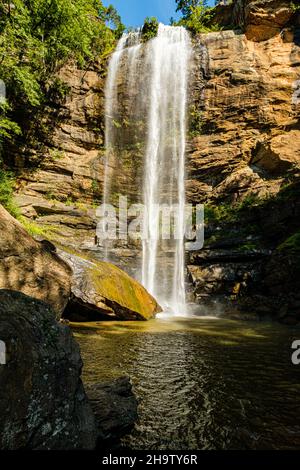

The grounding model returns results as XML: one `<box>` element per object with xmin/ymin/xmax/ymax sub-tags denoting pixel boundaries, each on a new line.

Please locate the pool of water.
<box><xmin>74</xmin><ymin>317</ymin><xmax>300</xmax><ymax>450</ymax></box>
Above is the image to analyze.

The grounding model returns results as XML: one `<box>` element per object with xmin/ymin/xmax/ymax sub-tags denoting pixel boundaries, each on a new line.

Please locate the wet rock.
<box><xmin>59</xmin><ymin>250</ymin><xmax>161</xmax><ymax>321</ymax></box>
<box><xmin>0</xmin><ymin>290</ymin><xmax>97</xmax><ymax>450</ymax></box>
<box><xmin>86</xmin><ymin>377</ymin><xmax>138</xmax><ymax>446</ymax></box>
<box><xmin>0</xmin><ymin>204</ymin><xmax>71</xmax><ymax>317</ymax></box>
<box><xmin>189</xmin><ymin>248</ymin><xmax>271</xmax><ymax>264</ymax></box>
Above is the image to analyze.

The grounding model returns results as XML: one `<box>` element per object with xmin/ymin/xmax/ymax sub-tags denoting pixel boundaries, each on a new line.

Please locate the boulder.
<box><xmin>0</xmin><ymin>204</ymin><xmax>71</xmax><ymax>317</ymax></box>
<box><xmin>59</xmin><ymin>250</ymin><xmax>162</xmax><ymax>321</ymax></box>
<box><xmin>251</xmin><ymin>131</ymin><xmax>300</xmax><ymax>175</ymax></box>
<box><xmin>86</xmin><ymin>377</ymin><xmax>138</xmax><ymax>446</ymax></box>
<box><xmin>234</xmin><ymin>0</ymin><xmax>294</xmax><ymax>41</ymax></box>
<box><xmin>0</xmin><ymin>290</ymin><xmax>97</xmax><ymax>450</ymax></box>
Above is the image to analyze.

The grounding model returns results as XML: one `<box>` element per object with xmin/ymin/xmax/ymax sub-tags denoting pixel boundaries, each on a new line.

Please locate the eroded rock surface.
<box><xmin>0</xmin><ymin>290</ymin><xmax>96</xmax><ymax>450</ymax></box>
<box><xmin>0</xmin><ymin>204</ymin><xmax>71</xmax><ymax>317</ymax></box>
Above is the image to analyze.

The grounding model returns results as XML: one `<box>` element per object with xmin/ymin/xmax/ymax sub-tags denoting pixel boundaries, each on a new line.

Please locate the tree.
<box><xmin>174</xmin><ymin>0</ymin><xmax>220</xmax><ymax>34</ymax></box>
<box><xmin>0</xmin><ymin>0</ymin><xmax>124</xmax><ymax>146</ymax></box>
<box><xmin>175</xmin><ymin>0</ymin><xmax>208</xmax><ymax>18</ymax></box>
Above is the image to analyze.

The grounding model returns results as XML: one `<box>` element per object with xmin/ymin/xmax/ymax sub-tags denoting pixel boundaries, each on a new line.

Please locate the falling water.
<box><xmin>102</xmin><ymin>31</ymin><xmax>141</xmax><ymax>260</ymax></box>
<box><xmin>103</xmin><ymin>25</ymin><xmax>192</xmax><ymax>314</ymax></box>
<box><xmin>141</xmin><ymin>25</ymin><xmax>191</xmax><ymax>314</ymax></box>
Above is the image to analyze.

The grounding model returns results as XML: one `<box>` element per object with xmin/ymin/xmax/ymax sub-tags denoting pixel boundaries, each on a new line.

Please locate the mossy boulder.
<box><xmin>59</xmin><ymin>250</ymin><xmax>161</xmax><ymax>321</ymax></box>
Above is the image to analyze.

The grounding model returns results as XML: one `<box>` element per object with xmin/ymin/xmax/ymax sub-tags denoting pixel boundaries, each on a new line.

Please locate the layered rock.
<box><xmin>234</xmin><ymin>0</ymin><xmax>296</xmax><ymax>41</ymax></box>
<box><xmin>11</xmin><ymin>62</ymin><xmax>106</xmax><ymax>251</ymax></box>
<box><xmin>214</xmin><ymin>0</ymin><xmax>297</xmax><ymax>41</ymax></box>
<box><xmin>0</xmin><ymin>204</ymin><xmax>71</xmax><ymax>317</ymax></box>
<box><xmin>187</xmin><ymin>181</ymin><xmax>300</xmax><ymax>322</ymax></box>
<box><xmin>187</xmin><ymin>28</ymin><xmax>300</xmax><ymax>205</ymax></box>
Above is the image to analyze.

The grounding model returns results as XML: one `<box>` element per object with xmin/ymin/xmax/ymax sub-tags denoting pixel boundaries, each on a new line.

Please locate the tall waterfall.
<box><xmin>103</xmin><ymin>24</ymin><xmax>192</xmax><ymax>314</ymax></box>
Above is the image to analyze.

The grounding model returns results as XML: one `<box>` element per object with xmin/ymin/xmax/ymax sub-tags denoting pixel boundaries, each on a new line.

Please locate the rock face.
<box><xmin>235</xmin><ymin>0</ymin><xmax>295</xmax><ymax>41</ymax></box>
<box><xmin>7</xmin><ymin>1</ymin><xmax>300</xmax><ymax>321</ymax></box>
<box><xmin>60</xmin><ymin>250</ymin><xmax>161</xmax><ymax>321</ymax></box>
<box><xmin>12</xmin><ymin>62</ymin><xmax>106</xmax><ymax>251</ymax></box>
<box><xmin>214</xmin><ymin>1</ymin><xmax>296</xmax><ymax>41</ymax></box>
<box><xmin>185</xmin><ymin>2</ymin><xmax>300</xmax><ymax>321</ymax></box>
<box><xmin>0</xmin><ymin>204</ymin><xmax>71</xmax><ymax>317</ymax></box>
<box><xmin>187</xmin><ymin>27</ymin><xmax>300</xmax><ymax>205</ymax></box>
<box><xmin>0</xmin><ymin>290</ymin><xmax>97</xmax><ymax>450</ymax></box>
<box><xmin>86</xmin><ymin>377</ymin><xmax>138</xmax><ymax>446</ymax></box>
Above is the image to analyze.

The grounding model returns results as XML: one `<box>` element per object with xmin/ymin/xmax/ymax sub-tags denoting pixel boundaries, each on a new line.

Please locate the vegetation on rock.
<box><xmin>0</xmin><ymin>168</ymin><xmax>19</xmax><ymax>217</ymax></box>
<box><xmin>174</xmin><ymin>0</ymin><xmax>221</xmax><ymax>34</ymax></box>
<box><xmin>0</xmin><ymin>0</ymin><xmax>123</xmax><ymax>152</ymax></box>
<box><xmin>141</xmin><ymin>17</ymin><xmax>159</xmax><ymax>41</ymax></box>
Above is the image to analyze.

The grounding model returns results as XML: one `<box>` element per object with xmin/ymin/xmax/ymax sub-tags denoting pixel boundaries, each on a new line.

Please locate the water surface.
<box><xmin>74</xmin><ymin>317</ymin><xmax>300</xmax><ymax>450</ymax></box>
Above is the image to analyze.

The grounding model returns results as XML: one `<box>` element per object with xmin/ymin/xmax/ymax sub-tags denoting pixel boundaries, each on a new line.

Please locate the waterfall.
<box><xmin>103</xmin><ymin>25</ymin><xmax>192</xmax><ymax>314</ymax></box>
<box><xmin>141</xmin><ymin>25</ymin><xmax>191</xmax><ymax>314</ymax></box>
<box><xmin>102</xmin><ymin>31</ymin><xmax>141</xmax><ymax>260</ymax></box>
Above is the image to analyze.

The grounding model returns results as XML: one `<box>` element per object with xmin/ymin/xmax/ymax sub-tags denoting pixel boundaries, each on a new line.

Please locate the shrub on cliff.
<box><xmin>0</xmin><ymin>169</ymin><xmax>19</xmax><ymax>218</ymax></box>
<box><xmin>142</xmin><ymin>17</ymin><xmax>159</xmax><ymax>41</ymax></box>
<box><xmin>174</xmin><ymin>0</ymin><xmax>221</xmax><ymax>34</ymax></box>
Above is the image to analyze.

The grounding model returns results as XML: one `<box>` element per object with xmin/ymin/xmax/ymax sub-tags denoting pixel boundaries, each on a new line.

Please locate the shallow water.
<box><xmin>74</xmin><ymin>317</ymin><xmax>300</xmax><ymax>450</ymax></box>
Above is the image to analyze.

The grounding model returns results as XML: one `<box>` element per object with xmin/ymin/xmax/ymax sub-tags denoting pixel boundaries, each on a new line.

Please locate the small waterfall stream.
<box><xmin>103</xmin><ymin>25</ymin><xmax>192</xmax><ymax>314</ymax></box>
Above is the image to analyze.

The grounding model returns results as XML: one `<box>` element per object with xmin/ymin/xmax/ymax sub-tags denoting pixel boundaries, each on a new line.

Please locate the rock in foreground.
<box><xmin>0</xmin><ymin>204</ymin><xmax>71</xmax><ymax>317</ymax></box>
<box><xmin>60</xmin><ymin>250</ymin><xmax>162</xmax><ymax>321</ymax></box>
<box><xmin>0</xmin><ymin>290</ymin><xmax>96</xmax><ymax>450</ymax></box>
<box><xmin>86</xmin><ymin>377</ymin><xmax>138</xmax><ymax>447</ymax></box>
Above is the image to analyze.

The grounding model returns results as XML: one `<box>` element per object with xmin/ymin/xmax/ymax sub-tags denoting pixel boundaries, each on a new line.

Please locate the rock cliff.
<box><xmin>7</xmin><ymin>0</ymin><xmax>300</xmax><ymax>321</ymax></box>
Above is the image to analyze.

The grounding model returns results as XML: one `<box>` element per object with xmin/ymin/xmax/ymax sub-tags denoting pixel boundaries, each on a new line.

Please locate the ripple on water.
<box><xmin>74</xmin><ymin>317</ymin><xmax>300</xmax><ymax>450</ymax></box>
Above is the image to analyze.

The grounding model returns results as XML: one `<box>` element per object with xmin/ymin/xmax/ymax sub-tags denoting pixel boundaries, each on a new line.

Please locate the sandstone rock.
<box><xmin>233</xmin><ymin>0</ymin><xmax>294</xmax><ymax>41</ymax></box>
<box><xmin>0</xmin><ymin>204</ymin><xmax>71</xmax><ymax>317</ymax></box>
<box><xmin>86</xmin><ymin>377</ymin><xmax>138</xmax><ymax>446</ymax></box>
<box><xmin>59</xmin><ymin>250</ymin><xmax>162</xmax><ymax>321</ymax></box>
<box><xmin>251</xmin><ymin>130</ymin><xmax>300</xmax><ymax>175</ymax></box>
<box><xmin>0</xmin><ymin>290</ymin><xmax>97</xmax><ymax>450</ymax></box>
<box><xmin>188</xmin><ymin>27</ymin><xmax>300</xmax><ymax>206</ymax></box>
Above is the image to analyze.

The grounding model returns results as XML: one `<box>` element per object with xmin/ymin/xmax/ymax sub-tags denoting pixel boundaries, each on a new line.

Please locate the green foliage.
<box><xmin>142</xmin><ymin>17</ymin><xmax>159</xmax><ymax>42</ymax></box>
<box><xmin>19</xmin><ymin>217</ymin><xmax>52</xmax><ymax>238</ymax></box>
<box><xmin>104</xmin><ymin>4</ymin><xmax>125</xmax><ymax>38</ymax></box>
<box><xmin>176</xmin><ymin>0</ymin><xmax>205</xmax><ymax>18</ymax></box>
<box><xmin>0</xmin><ymin>168</ymin><xmax>20</xmax><ymax>218</ymax></box>
<box><xmin>0</xmin><ymin>0</ymin><xmax>123</xmax><ymax>149</ymax></box>
<box><xmin>277</xmin><ymin>232</ymin><xmax>300</xmax><ymax>254</ymax></box>
<box><xmin>0</xmin><ymin>102</ymin><xmax>22</xmax><ymax>141</ymax></box>
<box><xmin>237</xmin><ymin>242</ymin><xmax>258</xmax><ymax>252</ymax></box>
<box><xmin>174</xmin><ymin>0</ymin><xmax>221</xmax><ymax>34</ymax></box>
<box><xmin>189</xmin><ymin>105</ymin><xmax>202</xmax><ymax>137</ymax></box>
<box><xmin>204</xmin><ymin>203</ymin><xmax>234</xmax><ymax>223</ymax></box>
<box><xmin>204</xmin><ymin>194</ymin><xmax>264</xmax><ymax>224</ymax></box>
<box><xmin>49</xmin><ymin>148</ymin><xmax>64</xmax><ymax>161</ymax></box>
<box><xmin>290</xmin><ymin>2</ymin><xmax>300</xmax><ymax>13</ymax></box>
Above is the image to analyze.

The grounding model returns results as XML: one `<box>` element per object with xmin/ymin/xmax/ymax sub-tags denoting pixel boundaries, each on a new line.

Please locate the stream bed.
<box><xmin>74</xmin><ymin>317</ymin><xmax>300</xmax><ymax>450</ymax></box>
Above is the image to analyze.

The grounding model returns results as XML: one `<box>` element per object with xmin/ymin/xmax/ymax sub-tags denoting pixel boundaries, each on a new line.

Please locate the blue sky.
<box><xmin>103</xmin><ymin>0</ymin><xmax>216</xmax><ymax>29</ymax></box>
